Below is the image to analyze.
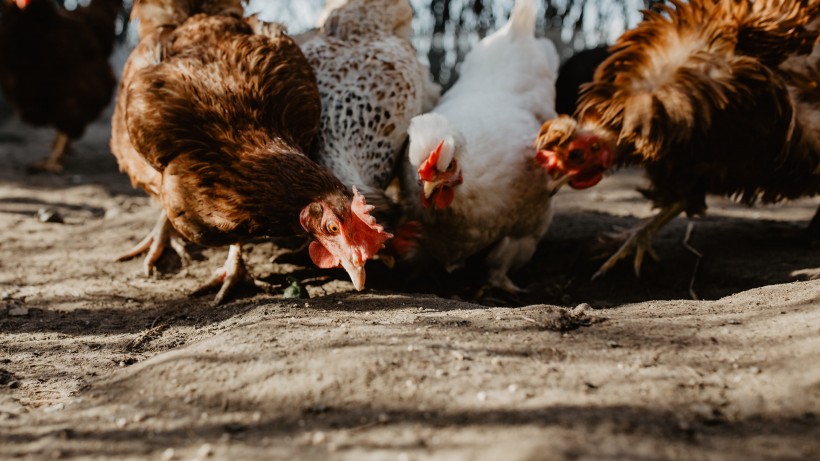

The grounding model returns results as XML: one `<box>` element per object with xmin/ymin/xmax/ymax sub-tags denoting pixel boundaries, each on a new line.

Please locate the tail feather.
<box><xmin>734</xmin><ymin>0</ymin><xmax>820</xmax><ymax>66</ymax></box>
<box><xmin>131</xmin><ymin>0</ymin><xmax>243</xmax><ymax>39</ymax></box>
<box><xmin>502</xmin><ymin>0</ymin><xmax>537</xmax><ymax>38</ymax></box>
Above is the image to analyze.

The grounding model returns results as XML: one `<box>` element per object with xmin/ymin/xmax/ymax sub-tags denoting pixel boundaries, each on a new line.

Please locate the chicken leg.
<box><xmin>28</xmin><ymin>131</ymin><xmax>70</xmax><ymax>174</ymax></box>
<box><xmin>191</xmin><ymin>243</ymin><xmax>252</xmax><ymax>305</ymax></box>
<box><xmin>592</xmin><ymin>202</ymin><xmax>685</xmax><ymax>280</ymax></box>
<box><xmin>116</xmin><ymin>210</ymin><xmax>191</xmax><ymax>276</ymax></box>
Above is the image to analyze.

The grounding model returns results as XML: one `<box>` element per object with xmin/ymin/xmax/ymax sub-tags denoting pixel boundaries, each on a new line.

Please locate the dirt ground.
<box><xmin>1</xmin><ymin>97</ymin><xmax>819</xmax><ymax>461</ymax></box>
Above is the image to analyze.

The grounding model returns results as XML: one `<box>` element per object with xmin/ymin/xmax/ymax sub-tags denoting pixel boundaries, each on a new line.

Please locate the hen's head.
<box><xmin>535</xmin><ymin>116</ymin><xmax>615</xmax><ymax>190</ymax></box>
<box><xmin>408</xmin><ymin>114</ymin><xmax>465</xmax><ymax>210</ymax></box>
<box><xmin>299</xmin><ymin>187</ymin><xmax>393</xmax><ymax>291</ymax></box>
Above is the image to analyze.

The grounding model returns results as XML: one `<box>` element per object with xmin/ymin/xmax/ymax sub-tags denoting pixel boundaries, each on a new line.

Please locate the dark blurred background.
<box><xmin>0</xmin><ymin>0</ymin><xmax>663</xmax><ymax>118</ymax></box>
<box><xmin>246</xmin><ymin>0</ymin><xmax>664</xmax><ymax>88</ymax></box>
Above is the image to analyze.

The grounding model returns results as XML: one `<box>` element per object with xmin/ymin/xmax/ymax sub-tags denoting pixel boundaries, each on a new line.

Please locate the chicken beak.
<box><xmin>422</xmin><ymin>180</ymin><xmax>440</xmax><ymax>199</ymax></box>
<box><xmin>340</xmin><ymin>257</ymin><xmax>366</xmax><ymax>291</ymax></box>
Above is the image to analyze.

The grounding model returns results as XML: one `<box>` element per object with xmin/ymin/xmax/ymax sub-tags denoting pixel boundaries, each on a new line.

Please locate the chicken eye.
<box><xmin>326</xmin><ymin>222</ymin><xmax>340</xmax><ymax>234</ymax></box>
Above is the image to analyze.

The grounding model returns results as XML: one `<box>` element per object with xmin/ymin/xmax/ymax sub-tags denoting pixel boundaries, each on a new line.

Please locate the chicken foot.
<box><xmin>116</xmin><ymin>210</ymin><xmax>191</xmax><ymax>276</ymax></box>
<box><xmin>191</xmin><ymin>243</ymin><xmax>253</xmax><ymax>305</ymax></box>
<box><xmin>28</xmin><ymin>132</ymin><xmax>70</xmax><ymax>174</ymax></box>
<box><xmin>592</xmin><ymin>202</ymin><xmax>685</xmax><ymax>280</ymax></box>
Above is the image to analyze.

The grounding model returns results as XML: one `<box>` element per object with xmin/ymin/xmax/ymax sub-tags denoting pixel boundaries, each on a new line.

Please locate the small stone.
<box><xmin>8</xmin><ymin>305</ymin><xmax>28</xmax><ymax>316</ymax></box>
<box><xmin>476</xmin><ymin>391</ymin><xmax>487</xmax><ymax>402</ymax></box>
<box><xmin>311</xmin><ymin>431</ymin><xmax>326</xmax><ymax>445</ymax></box>
<box><xmin>607</xmin><ymin>340</ymin><xmax>621</xmax><ymax>348</ymax></box>
<box><xmin>43</xmin><ymin>403</ymin><xmax>64</xmax><ymax>413</ymax></box>
<box><xmin>115</xmin><ymin>418</ymin><xmax>127</xmax><ymax>428</ymax></box>
<box><xmin>37</xmin><ymin>208</ymin><xmax>64</xmax><ymax>224</ymax></box>
<box><xmin>160</xmin><ymin>448</ymin><xmax>175</xmax><ymax>461</ymax></box>
<box><xmin>572</xmin><ymin>303</ymin><xmax>592</xmax><ymax>314</ymax></box>
<box><xmin>507</xmin><ymin>384</ymin><xmax>518</xmax><ymax>393</ymax></box>
<box><xmin>196</xmin><ymin>443</ymin><xmax>213</xmax><ymax>458</ymax></box>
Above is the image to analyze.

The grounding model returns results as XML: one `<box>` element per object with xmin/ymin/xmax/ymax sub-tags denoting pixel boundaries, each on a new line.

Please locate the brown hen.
<box><xmin>111</xmin><ymin>0</ymin><xmax>391</xmax><ymax>303</ymax></box>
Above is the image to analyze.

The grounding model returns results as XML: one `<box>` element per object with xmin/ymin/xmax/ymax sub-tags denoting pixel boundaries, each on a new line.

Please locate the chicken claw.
<box><xmin>27</xmin><ymin>132</ymin><xmax>70</xmax><ymax>174</ymax></box>
<box><xmin>116</xmin><ymin>210</ymin><xmax>191</xmax><ymax>276</ymax></box>
<box><xmin>592</xmin><ymin>203</ymin><xmax>685</xmax><ymax>280</ymax></box>
<box><xmin>191</xmin><ymin>243</ymin><xmax>252</xmax><ymax>305</ymax></box>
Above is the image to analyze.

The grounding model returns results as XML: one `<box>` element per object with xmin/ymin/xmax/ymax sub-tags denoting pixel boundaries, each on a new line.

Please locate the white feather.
<box><xmin>403</xmin><ymin>0</ymin><xmax>560</xmax><ymax>288</ymax></box>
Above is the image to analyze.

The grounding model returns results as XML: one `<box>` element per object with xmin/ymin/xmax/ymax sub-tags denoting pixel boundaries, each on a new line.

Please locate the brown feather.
<box><xmin>569</xmin><ymin>0</ymin><xmax>820</xmax><ymax>215</ymax></box>
<box><xmin>111</xmin><ymin>10</ymin><xmax>352</xmax><ymax>247</ymax></box>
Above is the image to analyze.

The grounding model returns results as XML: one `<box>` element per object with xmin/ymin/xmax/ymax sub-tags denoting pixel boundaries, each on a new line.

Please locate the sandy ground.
<box><xmin>1</xmin><ymin>101</ymin><xmax>819</xmax><ymax>461</ymax></box>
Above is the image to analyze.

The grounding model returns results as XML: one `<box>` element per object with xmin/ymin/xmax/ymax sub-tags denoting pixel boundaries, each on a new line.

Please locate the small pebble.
<box><xmin>115</xmin><ymin>418</ymin><xmax>127</xmax><ymax>428</ymax></box>
<box><xmin>160</xmin><ymin>448</ymin><xmax>175</xmax><ymax>461</ymax></box>
<box><xmin>311</xmin><ymin>431</ymin><xmax>326</xmax><ymax>445</ymax></box>
<box><xmin>37</xmin><ymin>208</ymin><xmax>64</xmax><ymax>224</ymax></box>
<box><xmin>8</xmin><ymin>305</ymin><xmax>29</xmax><ymax>316</ymax></box>
<box><xmin>43</xmin><ymin>403</ymin><xmax>64</xmax><ymax>414</ymax></box>
<box><xmin>196</xmin><ymin>444</ymin><xmax>213</xmax><ymax>458</ymax></box>
<box><xmin>476</xmin><ymin>391</ymin><xmax>487</xmax><ymax>402</ymax></box>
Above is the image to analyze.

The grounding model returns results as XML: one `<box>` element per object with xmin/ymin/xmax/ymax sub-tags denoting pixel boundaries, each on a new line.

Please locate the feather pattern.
<box><xmin>301</xmin><ymin>0</ymin><xmax>440</xmax><ymax>209</ymax></box>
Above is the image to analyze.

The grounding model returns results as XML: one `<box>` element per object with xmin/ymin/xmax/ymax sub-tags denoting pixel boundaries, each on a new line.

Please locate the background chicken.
<box><xmin>536</xmin><ymin>0</ymin><xmax>820</xmax><ymax>279</ymax></box>
<box><xmin>300</xmin><ymin>0</ymin><xmax>440</xmax><ymax>257</ymax></box>
<box><xmin>554</xmin><ymin>46</ymin><xmax>610</xmax><ymax>116</ymax></box>
<box><xmin>402</xmin><ymin>0</ymin><xmax>559</xmax><ymax>292</ymax></box>
<box><xmin>111</xmin><ymin>0</ymin><xmax>391</xmax><ymax>303</ymax></box>
<box><xmin>0</xmin><ymin>0</ymin><xmax>122</xmax><ymax>173</ymax></box>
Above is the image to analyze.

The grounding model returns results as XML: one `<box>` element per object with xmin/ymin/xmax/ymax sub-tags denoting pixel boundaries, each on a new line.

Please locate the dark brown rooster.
<box><xmin>535</xmin><ymin>0</ymin><xmax>820</xmax><ymax>278</ymax></box>
<box><xmin>111</xmin><ymin>0</ymin><xmax>391</xmax><ymax>304</ymax></box>
<box><xmin>0</xmin><ymin>0</ymin><xmax>122</xmax><ymax>173</ymax></box>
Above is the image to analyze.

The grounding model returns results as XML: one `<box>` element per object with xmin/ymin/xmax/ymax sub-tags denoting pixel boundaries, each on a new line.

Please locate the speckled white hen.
<box><xmin>402</xmin><ymin>0</ymin><xmax>560</xmax><ymax>291</ymax></box>
<box><xmin>301</xmin><ymin>0</ymin><xmax>440</xmax><ymax>213</ymax></box>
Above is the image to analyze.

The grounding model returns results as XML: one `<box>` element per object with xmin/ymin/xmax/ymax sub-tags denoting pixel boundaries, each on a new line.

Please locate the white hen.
<box><xmin>402</xmin><ymin>0</ymin><xmax>560</xmax><ymax>291</ymax></box>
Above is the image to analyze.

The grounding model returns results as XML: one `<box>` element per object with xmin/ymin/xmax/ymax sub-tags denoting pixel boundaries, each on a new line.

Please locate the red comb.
<box><xmin>15</xmin><ymin>0</ymin><xmax>31</xmax><ymax>8</ymax></box>
<box><xmin>418</xmin><ymin>140</ymin><xmax>445</xmax><ymax>181</ymax></box>
<box><xmin>349</xmin><ymin>186</ymin><xmax>393</xmax><ymax>259</ymax></box>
